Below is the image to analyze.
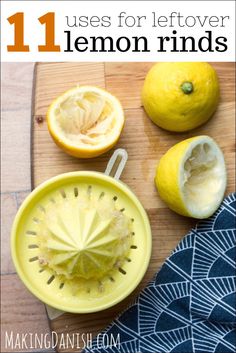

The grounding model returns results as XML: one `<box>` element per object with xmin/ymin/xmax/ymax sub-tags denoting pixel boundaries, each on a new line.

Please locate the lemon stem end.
<box><xmin>181</xmin><ymin>82</ymin><xmax>193</xmax><ymax>94</ymax></box>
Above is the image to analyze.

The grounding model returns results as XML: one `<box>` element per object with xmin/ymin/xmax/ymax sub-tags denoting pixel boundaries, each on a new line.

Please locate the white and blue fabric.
<box><xmin>84</xmin><ymin>193</ymin><xmax>236</xmax><ymax>353</ymax></box>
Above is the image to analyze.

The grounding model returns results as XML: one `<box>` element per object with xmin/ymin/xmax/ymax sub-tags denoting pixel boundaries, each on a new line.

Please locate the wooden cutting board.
<box><xmin>32</xmin><ymin>62</ymin><xmax>235</xmax><ymax>352</ymax></box>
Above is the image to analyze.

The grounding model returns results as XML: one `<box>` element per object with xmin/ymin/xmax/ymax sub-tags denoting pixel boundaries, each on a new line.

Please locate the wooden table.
<box><xmin>1</xmin><ymin>63</ymin><xmax>54</xmax><ymax>353</ymax></box>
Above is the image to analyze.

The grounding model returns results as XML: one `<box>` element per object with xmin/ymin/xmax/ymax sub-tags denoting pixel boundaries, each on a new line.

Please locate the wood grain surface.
<box><xmin>1</xmin><ymin>63</ymin><xmax>55</xmax><ymax>353</ymax></box>
<box><xmin>32</xmin><ymin>62</ymin><xmax>235</xmax><ymax>352</ymax></box>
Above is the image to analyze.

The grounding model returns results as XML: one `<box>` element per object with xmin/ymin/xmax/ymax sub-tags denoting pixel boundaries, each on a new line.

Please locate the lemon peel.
<box><xmin>155</xmin><ymin>136</ymin><xmax>227</xmax><ymax>219</ymax></box>
<box><xmin>47</xmin><ymin>86</ymin><xmax>124</xmax><ymax>158</ymax></box>
<box><xmin>142</xmin><ymin>62</ymin><xmax>220</xmax><ymax>132</ymax></box>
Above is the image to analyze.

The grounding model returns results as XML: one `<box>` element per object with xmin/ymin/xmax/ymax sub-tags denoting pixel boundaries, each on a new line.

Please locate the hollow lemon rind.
<box><xmin>155</xmin><ymin>136</ymin><xmax>227</xmax><ymax>219</ymax></box>
<box><xmin>47</xmin><ymin>86</ymin><xmax>125</xmax><ymax>158</ymax></box>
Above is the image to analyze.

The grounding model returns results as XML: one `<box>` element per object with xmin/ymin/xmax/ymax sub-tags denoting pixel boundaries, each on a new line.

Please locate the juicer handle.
<box><xmin>105</xmin><ymin>148</ymin><xmax>128</xmax><ymax>180</ymax></box>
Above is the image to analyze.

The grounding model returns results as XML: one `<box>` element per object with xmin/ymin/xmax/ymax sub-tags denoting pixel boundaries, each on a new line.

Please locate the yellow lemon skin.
<box><xmin>155</xmin><ymin>137</ymin><xmax>194</xmax><ymax>217</ymax></box>
<box><xmin>142</xmin><ymin>62</ymin><xmax>220</xmax><ymax>132</ymax></box>
<box><xmin>47</xmin><ymin>116</ymin><xmax>121</xmax><ymax>159</ymax></box>
<box><xmin>47</xmin><ymin>133</ymin><xmax>120</xmax><ymax>159</ymax></box>
<box><xmin>155</xmin><ymin>135</ymin><xmax>226</xmax><ymax>219</ymax></box>
<box><xmin>47</xmin><ymin>86</ymin><xmax>125</xmax><ymax>159</ymax></box>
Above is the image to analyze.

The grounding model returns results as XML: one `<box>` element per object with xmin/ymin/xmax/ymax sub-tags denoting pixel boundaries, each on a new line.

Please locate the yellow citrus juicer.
<box><xmin>11</xmin><ymin>149</ymin><xmax>152</xmax><ymax>313</ymax></box>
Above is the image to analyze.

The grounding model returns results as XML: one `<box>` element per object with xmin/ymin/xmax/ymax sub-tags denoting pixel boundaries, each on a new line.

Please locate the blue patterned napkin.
<box><xmin>84</xmin><ymin>193</ymin><xmax>236</xmax><ymax>353</ymax></box>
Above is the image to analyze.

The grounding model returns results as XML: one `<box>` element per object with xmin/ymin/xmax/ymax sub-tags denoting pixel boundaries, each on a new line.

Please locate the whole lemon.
<box><xmin>142</xmin><ymin>62</ymin><xmax>220</xmax><ymax>132</ymax></box>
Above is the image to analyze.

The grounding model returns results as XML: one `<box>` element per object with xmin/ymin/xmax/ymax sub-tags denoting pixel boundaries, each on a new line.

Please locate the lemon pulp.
<box><xmin>55</xmin><ymin>91</ymin><xmax>116</xmax><ymax>146</ymax></box>
<box><xmin>47</xmin><ymin>86</ymin><xmax>124</xmax><ymax>158</ymax></box>
<box><xmin>181</xmin><ymin>138</ymin><xmax>226</xmax><ymax>217</ymax></box>
<box><xmin>156</xmin><ymin>136</ymin><xmax>227</xmax><ymax>219</ymax></box>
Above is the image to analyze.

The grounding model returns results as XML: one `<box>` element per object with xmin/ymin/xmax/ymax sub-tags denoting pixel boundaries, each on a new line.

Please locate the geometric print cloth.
<box><xmin>83</xmin><ymin>193</ymin><xmax>236</xmax><ymax>353</ymax></box>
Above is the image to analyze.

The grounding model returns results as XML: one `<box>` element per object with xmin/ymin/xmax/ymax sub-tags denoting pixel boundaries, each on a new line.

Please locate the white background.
<box><xmin>1</xmin><ymin>0</ymin><xmax>235</xmax><ymax>62</ymax></box>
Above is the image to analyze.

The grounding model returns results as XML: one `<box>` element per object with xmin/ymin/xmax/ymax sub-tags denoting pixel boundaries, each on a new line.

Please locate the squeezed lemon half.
<box><xmin>155</xmin><ymin>136</ymin><xmax>227</xmax><ymax>219</ymax></box>
<box><xmin>47</xmin><ymin>86</ymin><xmax>124</xmax><ymax>158</ymax></box>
